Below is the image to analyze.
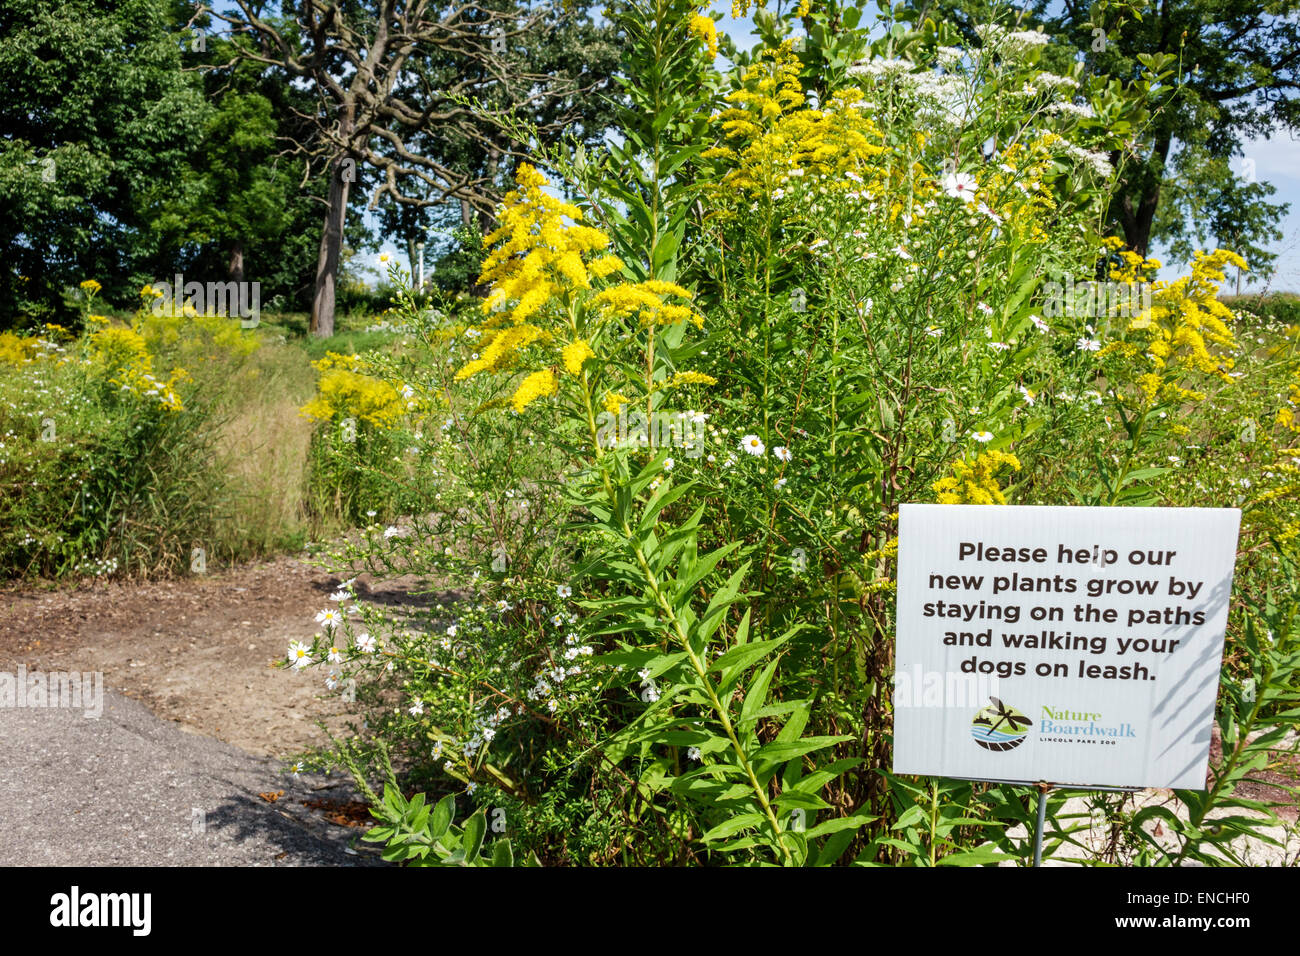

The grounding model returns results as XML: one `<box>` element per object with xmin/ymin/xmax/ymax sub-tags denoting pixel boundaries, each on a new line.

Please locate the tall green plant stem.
<box><xmin>575</xmin><ymin>362</ymin><xmax>794</xmax><ymax>864</ymax></box>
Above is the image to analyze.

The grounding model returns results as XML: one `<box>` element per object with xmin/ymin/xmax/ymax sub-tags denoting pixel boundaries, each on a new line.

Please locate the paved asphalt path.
<box><xmin>1</xmin><ymin>690</ymin><xmax>375</xmax><ymax>865</ymax></box>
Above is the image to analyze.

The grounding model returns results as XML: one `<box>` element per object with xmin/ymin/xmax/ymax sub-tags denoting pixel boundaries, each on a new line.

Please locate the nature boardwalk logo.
<box><xmin>971</xmin><ymin>697</ymin><xmax>1031</xmax><ymax>751</ymax></box>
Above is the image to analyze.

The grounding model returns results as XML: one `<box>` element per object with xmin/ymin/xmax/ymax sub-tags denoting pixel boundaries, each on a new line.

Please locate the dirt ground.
<box><xmin>0</xmin><ymin>554</ymin><xmax>443</xmax><ymax>759</ymax></box>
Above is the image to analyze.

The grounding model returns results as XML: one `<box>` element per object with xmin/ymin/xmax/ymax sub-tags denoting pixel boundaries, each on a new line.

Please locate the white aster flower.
<box><xmin>740</xmin><ymin>434</ymin><xmax>765</xmax><ymax>456</ymax></box>
<box><xmin>943</xmin><ymin>172</ymin><xmax>978</xmax><ymax>203</ymax></box>
<box><xmin>972</xmin><ymin>430</ymin><xmax>994</xmax><ymax>443</ymax></box>
<box><xmin>287</xmin><ymin>640</ymin><xmax>311</xmax><ymax>669</ymax></box>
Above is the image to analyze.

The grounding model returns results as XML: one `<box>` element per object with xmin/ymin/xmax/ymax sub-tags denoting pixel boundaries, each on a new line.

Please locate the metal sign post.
<box><xmin>952</xmin><ymin>776</ymin><xmax>1142</xmax><ymax>866</ymax></box>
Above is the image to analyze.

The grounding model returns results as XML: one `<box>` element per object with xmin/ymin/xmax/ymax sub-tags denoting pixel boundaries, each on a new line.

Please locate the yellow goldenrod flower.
<box><xmin>510</xmin><ymin>368</ymin><xmax>557</xmax><ymax>413</ymax></box>
<box><xmin>562</xmin><ymin>339</ymin><xmax>595</xmax><ymax>376</ymax></box>
<box><xmin>933</xmin><ymin>451</ymin><xmax>1021</xmax><ymax>505</ymax></box>
<box><xmin>688</xmin><ymin>14</ymin><xmax>719</xmax><ymax>58</ymax></box>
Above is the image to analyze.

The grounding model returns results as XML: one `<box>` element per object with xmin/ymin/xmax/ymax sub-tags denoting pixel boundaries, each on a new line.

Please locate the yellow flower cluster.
<box><xmin>510</xmin><ymin>369</ymin><xmax>558</xmax><ymax>413</ymax></box>
<box><xmin>1099</xmin><ymin>248</ymin><xmax>1244</xmax><ymax>406</ymax></box>
<box><xmin>562</xmin><ymin>339</ymin><xmax>596</xmax><ymax>376</ymax></box>
<box><xmin>0</xmin><ymin>331</ymin><xmax>36</xmax><ymax>366</ymax></box>
<box><xmin>591</xmin><ymin>279</ymin><xmax>704</xmax><ymax>328</ymax></box>
<box><xmin>300</xmin><ymin>368</ymin><xmax>407</xmax><ymax>428</ymax></box>
<box><xmin>978</xmin><ymin>135</ymin><xmax>1063</xmax><ymax>245</ymax></box>
<box><xmin>112</xmin><ymin>364</ymin><xmax>189</xmax><ymax>412</ymax></box>
<box><xmin>79</xmin><ymin>279</ymin><xmax>102</xmax><ymax>295</ymax></box>
<box><xmin>707</xmin><ymin>45</ymin><xmax>886</xmax><ymax>197</ymax></box>
<box><xmin>459</xmin><ymin>163</ymin><xmax>713</xmax><ymax>415</ymax></box>
<box><xmin>477</xmin><ymin>162</ymin><xmax>620</xmax><ymax>324</ymax></box>
<box><xmin>137</xmin><ymin>309</ymin><xmax>259</xmax><ymax>359</ymax></box>
<box><xmin>88</xmin><ymin>325</ymin><xmax>186</xmax><ymax>411</ymax></box>
<box><xmin>688</xmin><ymin>13</ymin><xmax>718</xmax><ymax>58</ymax></box>
<box><xmin>604</xmin><ymin>390</ymin><xmax>631</xmax><ymax>415</ymax></box>
<box><xmin>1278</xmin><ymin>380</ymin><xmax>1300</xmax><ymax>433</ymax></box>
<box><xmin>89</xmin><ymin>326</ymin><xmax>152</xmax><ymax>375</ymax></box>
<box><xmin>933</xmin><ymin>450</ymin><xmax>1022</xmax><ymax>505</ymax></box>
<box><xmin>456</xmin><ymin>324</ymin><xmax>550</xmax><ymax>381</ymax></box>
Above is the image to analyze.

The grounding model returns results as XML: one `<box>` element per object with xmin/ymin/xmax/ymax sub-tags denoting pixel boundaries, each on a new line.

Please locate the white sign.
<box><xmin>893</xmin><ymin>504</ymin><xmax>1241</xmax><ymax>789</ymax></box>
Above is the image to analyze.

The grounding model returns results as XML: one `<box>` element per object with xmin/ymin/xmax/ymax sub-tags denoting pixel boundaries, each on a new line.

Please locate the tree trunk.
<box><xmin>1119</xmin><ymin>130</ymin><xmax>1173</xmax><ymax>257</ymax></box>
<box><xmin>310</xmin><ymin>157</ymin><xmax>350</xmax><ymax>337</ymax></box>
<box><xmin>311</xmin><ymin>102</ymin><xmax>355</xmax><ymax>338</ymax></box>
<box><xmin>228</xmin><ymin>241</ymin><xmax>245</xmax><ymax>284</ymax></box>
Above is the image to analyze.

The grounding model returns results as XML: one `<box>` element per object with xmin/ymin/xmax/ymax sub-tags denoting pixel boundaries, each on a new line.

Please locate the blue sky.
<box><xmin>375</xmin><ymin>7</ymin><xmax>1300</xmax><ymax>293</ymax></box>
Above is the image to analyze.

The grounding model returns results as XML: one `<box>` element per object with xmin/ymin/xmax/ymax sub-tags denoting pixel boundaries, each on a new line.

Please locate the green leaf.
<box><xmin>492</xmin><ymin>839</ymin><xmax>515</xmax><ymax>867</ymax></box>
<box><xmin>701</xmin><ymin>812</ymin><xmax>768</xmax><ymax>843</ymax></box>
<box><xmin>430</xmin><ymin>793</ymin><xmax>455</xmax><ymax>841</ymax></box>
<box><xmin>463</xmin><ymin>809</ymin><xmax>487</xmax><ymax>862</ymax></box>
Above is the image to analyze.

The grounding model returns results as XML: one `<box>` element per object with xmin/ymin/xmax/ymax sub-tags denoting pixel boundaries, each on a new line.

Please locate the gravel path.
<box><xmin>1</xmin><ymin>680</ymin><xmax>374</xmax><ymax>865</ymax></box>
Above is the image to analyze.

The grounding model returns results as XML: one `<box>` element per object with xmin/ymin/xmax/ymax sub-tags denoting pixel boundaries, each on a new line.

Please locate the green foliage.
<box><xmin>0</xmin><ymin>0</ymin><xmax>208</xmax><ymax>328</ymax></box>
<box><xmin>364</xmin><ymin>787</ymin><xmax>538</xmax><ymax>867</ymax></box>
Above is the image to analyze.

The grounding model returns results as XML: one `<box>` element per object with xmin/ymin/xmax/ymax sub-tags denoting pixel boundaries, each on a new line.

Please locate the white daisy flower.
<box><xmin>943</xmin><ymin>172</ymin><xmax>978</xmax><ymax>202</ymax></box>
<box><xmin>1076</xmin><ymin>337</ymin><xmax>1101</xmax><ymax>351</ymax></box>
<box><xmin>354</xmin><ymin>633</ymin><xmax>376</xmax><ymax>654</ymax></box>
<box><xmin>327</xmin><ymin>646</ymin><xmax>343</xmax><ymax>664</ymax></box>
<box><xmin>315</xmin><ymin>608</ymin><xmax>343</xmax><ymax>630</ymax></box>
<box><xmin>972</xmin><ymin>431</ymin><xmax>994</xmax><ymax>443</ymax></box>
<box><xmin>409</xmin><ymin>699</ymin><xmax>425</xmax><ymax>717</ymax></box>
<box><xmin>663</xmin><ymin>457</ymin><xmax>675</xmax><ymax>471</ymax></box>
<box><xmin>687</xmin><ymin>746</ymin><xmax>702</xmax><ymax>761</ymax></box>
<box><xmin>1029</xmin><ymin>314</ymin><xmax>1050</xmax><ymax>333</ymax></box>
<box><xmin>773</xmin><ymin>446</ymin><xmax>792</xmax><ymax>462</ymax></box>
<box><xmin>740</xmin><ymin>434</ymin><xmax>765</xmax><ymax>456</ymax></box>
<box><xmin>556</xmin><ymin>584</ymin><xmax>572</xmax><ymax>599</ymax></box>
<box><xmin>287</xmin><ymin>640</ymin><xmax>311</xmax><ymax>669</ymax></box>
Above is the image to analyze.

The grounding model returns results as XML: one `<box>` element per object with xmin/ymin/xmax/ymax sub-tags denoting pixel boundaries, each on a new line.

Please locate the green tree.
<box><xmin>0</xmin><ymin>0</ymin><xmax>207</xmax><ymax>327</ymax></box>
<box><xmin>912</xmin><ymin>0</ymin><xmax>1300</xmax><ymax>261</ymax></box>
<box><xmin>210</xmin><ymin>0</ymin><xmax>622</xmax><ymax>337</ymax></box>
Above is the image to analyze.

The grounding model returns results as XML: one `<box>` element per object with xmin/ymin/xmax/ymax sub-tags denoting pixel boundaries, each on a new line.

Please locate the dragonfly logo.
<box><xmin>970</xmin><ymin>697</ymin><xmax>1031</xmax><ymax>752</ymax></box>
